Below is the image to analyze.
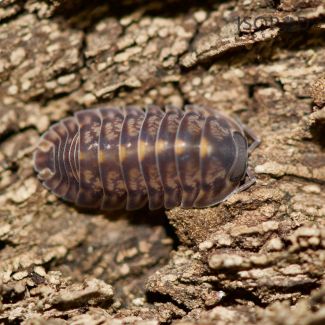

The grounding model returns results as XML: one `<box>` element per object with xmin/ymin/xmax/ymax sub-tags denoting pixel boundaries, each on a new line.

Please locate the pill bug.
<box><xmin>33</xmin><ymin>105</ymin><xmax>260</xmax><ymax>211</ymax></box>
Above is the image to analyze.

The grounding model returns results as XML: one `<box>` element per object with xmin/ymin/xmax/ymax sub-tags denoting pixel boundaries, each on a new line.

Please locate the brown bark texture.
<box><xmin>0</xmin><ymin>0</ymin><xmax>325</xmax><ymax>324</ymax></box>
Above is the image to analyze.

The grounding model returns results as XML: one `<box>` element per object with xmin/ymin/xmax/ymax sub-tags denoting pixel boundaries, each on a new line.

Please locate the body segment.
<box><xmin>98</xmin><ymin>107</ymin><xmax>126</xmax><ymax>210</ymax></box>
<box><xmin>34</xmin><ymin>105</ymin><xmax>258</xmax><ymax>211</ymax></box>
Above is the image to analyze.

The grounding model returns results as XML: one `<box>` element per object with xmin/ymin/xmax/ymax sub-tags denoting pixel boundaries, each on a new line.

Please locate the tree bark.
<box><xmin>0</xmin><ymin>0</ymin><xmax>324</xmax><ymax>324</ymax></box>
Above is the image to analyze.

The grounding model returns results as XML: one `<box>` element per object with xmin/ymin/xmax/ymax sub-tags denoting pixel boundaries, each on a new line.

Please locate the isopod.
<box><xmin>33</xmin><ymin>105</ymin><xmax>260</xmax><ymax>211</ymax></box>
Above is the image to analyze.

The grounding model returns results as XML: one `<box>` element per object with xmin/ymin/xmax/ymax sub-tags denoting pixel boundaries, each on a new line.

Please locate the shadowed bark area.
<box><xmin>0</xmin><ymin>0</ymin><xmax>324</xmax><ymax>324</ymax></box>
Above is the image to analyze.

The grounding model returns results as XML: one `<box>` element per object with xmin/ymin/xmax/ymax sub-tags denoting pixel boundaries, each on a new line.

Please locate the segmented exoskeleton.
<box><xmin>33</xmin><ymin>105</ymin><xmax>260</xmax><ymax>211</ymax></box>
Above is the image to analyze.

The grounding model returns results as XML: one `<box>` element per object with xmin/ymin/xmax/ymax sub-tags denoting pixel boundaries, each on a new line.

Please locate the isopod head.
<box><xmin>229</xmin><ymin>132</ymin><xmax>248</xmax><ymax>183</ymax></box>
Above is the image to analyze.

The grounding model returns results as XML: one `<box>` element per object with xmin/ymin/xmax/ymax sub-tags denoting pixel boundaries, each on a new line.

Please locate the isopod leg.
<box><xmin>242</xmin><ymin>125</ymin><xmax>261</xmax><ymax>154</ymax></box>
<box><xmin>235</xmin><ymin>168</ymin><xmax>256</xmax><ymax>193</ymax></box>
<box><xmin>231</xmin><ymin>115</ymin><xmax>260</xmax><ymax>155</ymax></box>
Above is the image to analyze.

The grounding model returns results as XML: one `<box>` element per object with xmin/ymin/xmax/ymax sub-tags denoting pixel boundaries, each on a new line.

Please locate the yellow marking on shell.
<box><xmin>119</xmin><ymin>145</ymin><xmax>126</xmax><ymax>162</ymax></box>
<box><xmin>98</xmin><ymin>150</ymin><xmax>105</xmax><ymax>164</ymax></box>
<box><xmin>200</xmin><ymin>137</ymin><xmax>209</xmax><ymax>158</ymax></box>
<box><xmin>79</xmin><ymin>151</ymin><xmax>85</xmax><ymax>160</ymax></box>
<box><xmin>175</xmin><ymin>139</ymin><xmax>186</xmax><ymax>156</ymax></box>
<box><xmin>155</xmin><ymin>139</ymin><xmax>166</xmax><ymax>155</ymax></box>
<box><xmin>138</xmin><ymin>140</ymin><xmax>147</xmax><ymax>161</ymax></box>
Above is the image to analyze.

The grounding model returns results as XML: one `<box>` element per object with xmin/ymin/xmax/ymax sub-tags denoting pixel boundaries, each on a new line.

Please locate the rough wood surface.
<box><xmin>0</xmin><ymin>0</ymin><xmax>324</xmax><ymax>324</ymax></box>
